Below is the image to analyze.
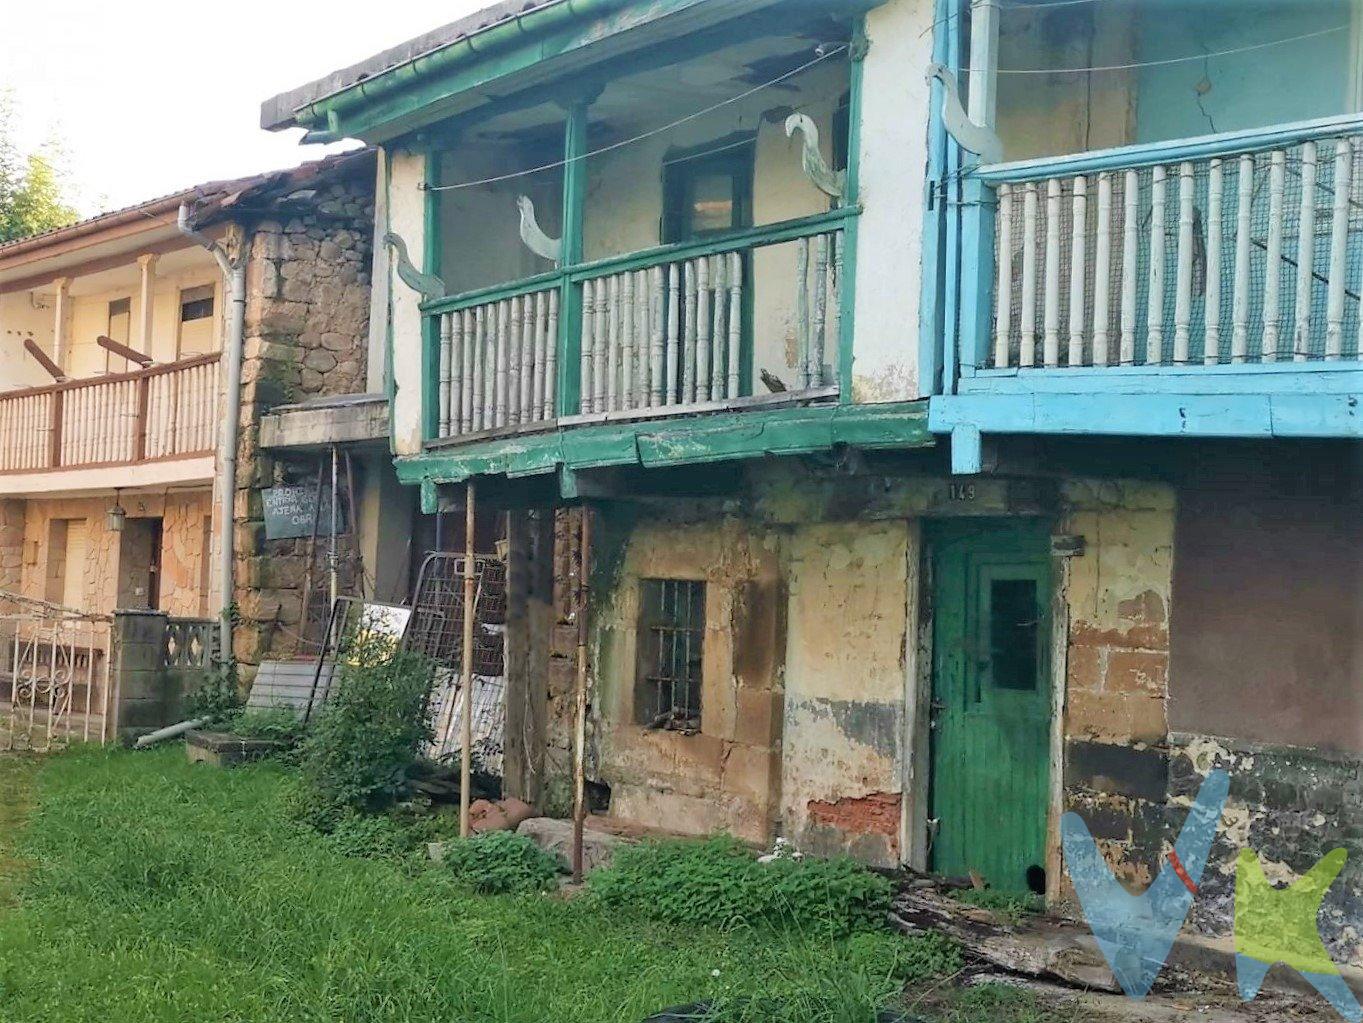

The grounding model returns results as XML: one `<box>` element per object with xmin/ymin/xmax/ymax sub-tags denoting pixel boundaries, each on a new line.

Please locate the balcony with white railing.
<box><xmin>0</xmin><ymin>354</ymin><xmax>220</xmax><ymax>488</ymax></box>
<box><xmin>929</xmin><ymin>0</ymin><xmax>1363</xmax><ymax>463</ymax></box>
<box><xmin>411</xmin><ymin>9</ymin><xmax>861</xmax><ymax>463</ymax></box>
<box><xmin>426</xmin><ymin>218</ymin><xmax>846</xmax><ymax>445</ymax></box>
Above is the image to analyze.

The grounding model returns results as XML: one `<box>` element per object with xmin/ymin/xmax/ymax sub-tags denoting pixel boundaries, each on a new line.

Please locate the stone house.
<box><xmin>0</xmin><ymin>147</ymin><xmax>414</xmax><ymax>737</ymax></box>
<box><xmin>263</xmin><ymin>0</ymin><xmax>1363</xmax><ymax>971</ymax></box>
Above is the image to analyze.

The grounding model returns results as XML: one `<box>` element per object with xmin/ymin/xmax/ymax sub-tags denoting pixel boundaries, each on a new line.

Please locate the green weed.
<box><xmin>588</xmin><ymin>834</ymin><xmax>893</xmax><ymax>936</ymax></box>
<box><xmin>440</xmin><ymin>830</ymin><xmax>561</xmax><ymax>894</ymax></box>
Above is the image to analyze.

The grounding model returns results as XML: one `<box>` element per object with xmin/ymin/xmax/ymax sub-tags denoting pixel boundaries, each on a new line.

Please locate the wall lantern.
<box><xmin>107</xmin><ymin>491</ymin><xmax>126</xmax><ymax>533</ymax></box>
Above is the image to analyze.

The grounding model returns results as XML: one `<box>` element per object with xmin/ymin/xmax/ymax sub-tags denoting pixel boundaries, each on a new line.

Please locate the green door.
<box><xmin>928</xmin><ymin>519</ymin><xmax>1052</xmax><ymax>894</ymax></box>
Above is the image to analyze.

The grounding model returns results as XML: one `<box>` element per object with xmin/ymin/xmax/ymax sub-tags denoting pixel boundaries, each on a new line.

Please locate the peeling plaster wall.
<box><xmin>592</xmin><ymin>512</ymin><xmax>787</xmax><ymax>845</ymax></box>
<box><xmin>782</xmin><ymin>521</ymin><xmax>908</xmax><ymax>866</ymax></box>
<box><xmin>852</xmin><ymin>0</ymin><xmax>935</xmax><ymax>403</ymax></box>
<box><xmin>567</xmin><ymin>465</ymin><xmax>934</xmax><ymax>864</ymax></box>
<box><xmin>1057</xmin><ymin>467</ymin><xmax>1363</xmax><ymax>962</ymax></box>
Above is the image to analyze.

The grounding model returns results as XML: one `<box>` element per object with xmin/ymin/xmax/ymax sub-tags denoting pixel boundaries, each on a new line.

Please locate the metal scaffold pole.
<box><xmin>459</xmin><ymin>479</ymin><xmax>477</xmax><ymax>838</ymax></box>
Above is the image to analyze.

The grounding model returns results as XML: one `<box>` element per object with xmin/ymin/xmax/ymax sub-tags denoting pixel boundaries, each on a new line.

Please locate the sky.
<box><xmin>0</xmin><ymin>0</ymin><xmax>489</xmax><ymax>216</ymax></box>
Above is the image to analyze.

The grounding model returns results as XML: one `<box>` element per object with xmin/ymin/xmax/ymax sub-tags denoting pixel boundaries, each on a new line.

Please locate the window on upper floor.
<box><xmin>662</xmin><ymin>136</ymin><xmax>756</xmax><ymax>244</ymax></box>
<box><xmin>177</xmin><ymin>283</ymin><xmax>216</xmax><ymax>356</ymax></box>
<box><xmin>984</xmin><ymin>0</ymin><xmax>1361</xmax><ymax>163</ymax></box>
<box><xmin>635</xmin><ymin>577</ymin><xmax>706</xmax><ymax>733</ymax></box>
<box><xmin>104</xmin><ymin>297</ymin><xmax>131</xmax><ymax>373</ymax></box>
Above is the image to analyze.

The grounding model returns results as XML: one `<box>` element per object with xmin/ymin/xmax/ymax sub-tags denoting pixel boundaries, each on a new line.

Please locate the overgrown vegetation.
<box><xmin>952</xmin><ymin>888</ymin><xmax>1046</xmax><ymax>926</ymax></box>
<box><xmin>0</xmin><ymin>748</ymin><xmax>1081</xmax><ymax>1023</ymax></box>
<box><xmin>588</xmin><ymin>835</ymin><xmax>893</xmax><ymax>937</ymax></box>
<box><xmin>185</xmin><ymin>659</ymin><xmax>242</xmax><ymax>722</ymax></box>
<box><xmin>294</xmin><ymin>639</ymin><xmax>435</xmax><ymax>828</ymax></box>
<box><xmin>440</xmin><ymin>830</ymin><xmax>561</xmax><ymax>894</ymax></box>
<box><xmin>226</xmin><ymin>707</ymin><xmax>308</xmax><ymax>746</ymax></box>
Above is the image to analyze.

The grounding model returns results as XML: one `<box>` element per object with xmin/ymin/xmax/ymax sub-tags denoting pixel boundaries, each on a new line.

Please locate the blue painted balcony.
<box><xmin>926</xmin><ymin>0</ymin><xmax>1363</xmax><ymax>471</ymax></box>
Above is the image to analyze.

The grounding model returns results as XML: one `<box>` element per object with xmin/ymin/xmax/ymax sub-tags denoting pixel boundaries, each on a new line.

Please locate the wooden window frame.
<box><xmin>661</xmin><ymin>133</ymin><xmax>756</xmax><ymax>244</ymax></box>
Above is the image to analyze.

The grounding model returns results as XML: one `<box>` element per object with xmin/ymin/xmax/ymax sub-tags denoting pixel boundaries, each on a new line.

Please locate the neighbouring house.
<box><xmin>263</xmin><ymin>0</ymin><xmax>1363</xmax><ymax>969</ymax></box>
<box><xmin>0</xmin><ymin>148</ymin><xmax>414</xmax><ymax>742</ymax></box>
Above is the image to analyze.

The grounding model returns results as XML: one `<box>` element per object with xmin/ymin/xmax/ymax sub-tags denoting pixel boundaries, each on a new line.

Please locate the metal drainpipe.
<box><xmin>177</xmin><ymin>204</ymin><xmax>248</xmax><ymax>662</ymax></box>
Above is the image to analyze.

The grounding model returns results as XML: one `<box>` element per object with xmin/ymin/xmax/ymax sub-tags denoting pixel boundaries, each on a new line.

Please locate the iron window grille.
<box><xmin>636</xmin><ymin>578</ymin><xmax>705</xmax><ymax>733</ymax></box>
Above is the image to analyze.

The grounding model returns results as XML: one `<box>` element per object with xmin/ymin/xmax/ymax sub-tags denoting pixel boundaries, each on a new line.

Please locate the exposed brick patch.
<box><xmin>805</xmin><ymin>791</ymin><xmax>901</xmax><ymax>838</ymax></box>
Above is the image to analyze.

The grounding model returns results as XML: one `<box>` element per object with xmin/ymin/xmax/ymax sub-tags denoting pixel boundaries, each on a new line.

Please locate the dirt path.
<box><xmin>0</xmin><ymin>754</ymin><xmax>38</xmax><ymax>906</ymax></box>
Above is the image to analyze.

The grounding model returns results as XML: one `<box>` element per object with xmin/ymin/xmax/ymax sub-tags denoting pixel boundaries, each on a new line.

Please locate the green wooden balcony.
<box><xmin>421</xmin><ymin>210</ymin><xmax>852</xmax><ymax>449</ymax></box>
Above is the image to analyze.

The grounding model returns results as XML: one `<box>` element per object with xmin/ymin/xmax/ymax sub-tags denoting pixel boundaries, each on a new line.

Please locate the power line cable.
<box><xmin>997</xmin><ymin>24</ymin><xmax>1346</xmax><ymax>74</ymax></box>
<box><xmin>423</xmin><ymin>44</ymin><xmax>848</xmax><ymax>193</ymax></box>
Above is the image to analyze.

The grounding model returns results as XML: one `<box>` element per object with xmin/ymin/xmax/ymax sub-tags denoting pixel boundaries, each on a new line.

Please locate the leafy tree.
<box><xmin>0</xmin><ymin>91</ymin><xmax>78</xmax><ymax>244</ymax></box>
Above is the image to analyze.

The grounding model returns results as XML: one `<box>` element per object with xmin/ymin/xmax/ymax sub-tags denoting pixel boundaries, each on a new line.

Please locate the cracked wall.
<box><xmin>1059</xmin><ymin>463</ymin><xmax>1363</xmax><ymax>963</ymax></box>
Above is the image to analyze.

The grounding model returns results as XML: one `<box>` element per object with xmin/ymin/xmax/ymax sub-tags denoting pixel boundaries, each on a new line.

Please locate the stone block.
<box><xmin>1104</xmin><ymin>648</ymin><xmax>1168</xmax><ymax>696</ymax></box>
<box><xmin>732</xmin><ymin>686</ymin><xmax>782</xmax><ymax>749</ymax></box>
<box><xmin>514</xmin><ymin>816</ymin><xmax>633</xmax><ymax>874</ymax></box>
<box><xmin>185</xmin><ymin>730</ymin><xmax>286</xmax><ymax>768</ymax></box>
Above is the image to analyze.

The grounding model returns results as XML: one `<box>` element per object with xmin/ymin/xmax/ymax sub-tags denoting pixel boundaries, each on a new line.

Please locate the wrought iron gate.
<box><xmin>404</xmin><ymin>552</ymin><xmax>507</xmax><ymax>772</ymax></box>
<box><xmin>0</xmin><ymin>594</ymin><xmax>111</xmax><ymax>752</ymax></box>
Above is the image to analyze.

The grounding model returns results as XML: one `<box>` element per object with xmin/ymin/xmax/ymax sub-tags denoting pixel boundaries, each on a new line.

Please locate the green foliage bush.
<box><xmin>185</xmin><ymin>661</ymin><xmax>242</xmax><ymax>721</ymax></box>
<box><xmin>295</xmin><ymin>640</ymin><xmax>436</xmax><ymax>820</ymax></box>
<box><xmin>587</xmin><ymin>836</ymin><xmax>892</xmax><ymax>936</ymax></box>
<box><xmin>440</xmin><ymin>830</ymin><xmax>561</xmax><ymax>895</ymax></box>
<box><xmin>953</xmin><ymin>887</ymin><xmax>1045</xmax><ymax>925</ymax></box>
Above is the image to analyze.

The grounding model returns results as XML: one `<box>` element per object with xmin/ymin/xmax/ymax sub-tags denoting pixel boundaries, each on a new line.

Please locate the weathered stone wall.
<box><xmin>591</xmin><ymin>509</ymin><xmax>786</xmax><ymax>847</ymax></box>
<box><xmin>232</xmin><ymin>167</ymin><xmax>375</xmax><ymax>678</ymax></box>
<box><xmin>14</xmin><ymin>492</ymin><xmax>213</xmax><ymax>617</ymax></box>
<box><xmin>0</xmin><ymin>499</ymin><xmax>23</xmax><ymax>595</ymax></box>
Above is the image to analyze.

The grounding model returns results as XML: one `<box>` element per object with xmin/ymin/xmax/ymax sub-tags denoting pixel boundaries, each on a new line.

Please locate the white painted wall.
<box><xmin>64</xmin><ymin>270</ymin><xmax>220</xmax><ymax>377</ymax></box>
<box><xmin>385</xmin><ymin>146</ymin><xmax>429</xmax><ymax>457</ymax></box>
<box><xmin>851</xmin><ymin>0</ymin><xmax>936</xmax><ymax>403</ymax></box>
<box><xmin>0</xmin><ymin>290</ymin><xmax>56</xmax><ymax>389</ymax></box>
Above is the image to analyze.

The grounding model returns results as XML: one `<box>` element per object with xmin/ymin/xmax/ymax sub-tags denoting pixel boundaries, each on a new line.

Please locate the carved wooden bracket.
<box><xmin>516</xmin><ymin>196</ymin><xmax>562</xmax><ymax>263</ymax></box>
<box><xmin>785</xmin><ymin>113</ymin><xmax>846</xmax><ymax>201</ymax></box>
<box><xmin>926</xmin><ymin>63</ymin><xmax>1005</xmax><ymax>165</ymax></box>
<box><xmin>384</xmin><ymin>232</ymin><xmax>447</xmax><ymax>300</ymax></box>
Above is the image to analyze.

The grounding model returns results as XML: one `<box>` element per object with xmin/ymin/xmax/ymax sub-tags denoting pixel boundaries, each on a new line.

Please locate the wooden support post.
<box><xmin>556</xmin><ymin>97</ymin><xmax>591</xmax><ymax>419</ymax></box>
<box><xmin>571</xmin><ymin>506</ymin><xmax>591</xmax><ymax>883</ymax></box>
<box><xmin>48</xmin><ymin>390</ymin><xmax>63</xmax><ymax>469</ymax></box>
<box><xmin>52</xmin><ymin>278</ymin><xmax>69</xmax><ymax>374</ymax></box>
<box><xmin>137</xmin><ymin>254</ymin><xmax>157</xmax><ymax>354</ymax></box>
<box><xmin>459</xmin><ymin>480</ymin><xmax>478</xmax><ymax>838</ymax></box>
<box><xmin>133</xmin><ymin>374</ymin><xmax>151</xmax><ymax>461</ymax></box>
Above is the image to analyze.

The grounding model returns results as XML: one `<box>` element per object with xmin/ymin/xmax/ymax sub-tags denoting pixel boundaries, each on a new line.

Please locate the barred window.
<box><xmin>636</xmin><ymin>578</ymin><xmax>705</xmax><ymax>733</ymax></box>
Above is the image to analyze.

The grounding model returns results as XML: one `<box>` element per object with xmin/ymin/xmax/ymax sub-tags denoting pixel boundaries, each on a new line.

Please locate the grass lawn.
<box><xmin>0</xmin><ymin>747</ymin><xmax>1072</xmax><ymax>1023</ymax></box>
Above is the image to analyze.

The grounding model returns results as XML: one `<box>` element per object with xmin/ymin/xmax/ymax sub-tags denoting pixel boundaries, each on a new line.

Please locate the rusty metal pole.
<box><xmin>459</xmin><ymin>480</ymin><xmax>477</xmax><ymax>838</ymax></box>
<box><xmin>571</xmin><ymin>507</ymin><xmax>591</xmax><ymax>882</ymax></box>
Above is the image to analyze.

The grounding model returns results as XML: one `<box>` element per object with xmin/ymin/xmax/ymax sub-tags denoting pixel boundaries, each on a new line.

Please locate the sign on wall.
<box><xmin>261</xmin><ymin>485</ymin><xmax>351</xmax><ymax>541</ymax></box>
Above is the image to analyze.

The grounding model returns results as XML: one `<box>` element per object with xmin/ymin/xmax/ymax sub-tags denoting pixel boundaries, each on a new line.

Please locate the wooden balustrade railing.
<box><xmin>983</xmin><ymin>116</ymin><xmax>1363</xmax><ymax>371</ymax></box>
<box><xmin>0</xmin><ymin>353</ymin><xmax>220</xmax><ymax>474</ymax></box>
<box><xmin>428</xmin><ymin>217</ymin><xmax>845</xmax><ymax>443</ymax></box>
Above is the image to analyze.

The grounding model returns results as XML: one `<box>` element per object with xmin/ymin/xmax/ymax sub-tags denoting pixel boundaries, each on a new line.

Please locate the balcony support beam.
<box><xmin>557</xmin><ymin>94</ymin><xmax>593</xmax><ymax>420</ymax></box>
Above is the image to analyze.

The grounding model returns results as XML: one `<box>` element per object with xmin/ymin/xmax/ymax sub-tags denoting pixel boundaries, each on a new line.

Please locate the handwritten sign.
<box><xmin>262</xmin><ymin>485</ymin><xmax>350</xmax><ymax>541</ymax></box>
